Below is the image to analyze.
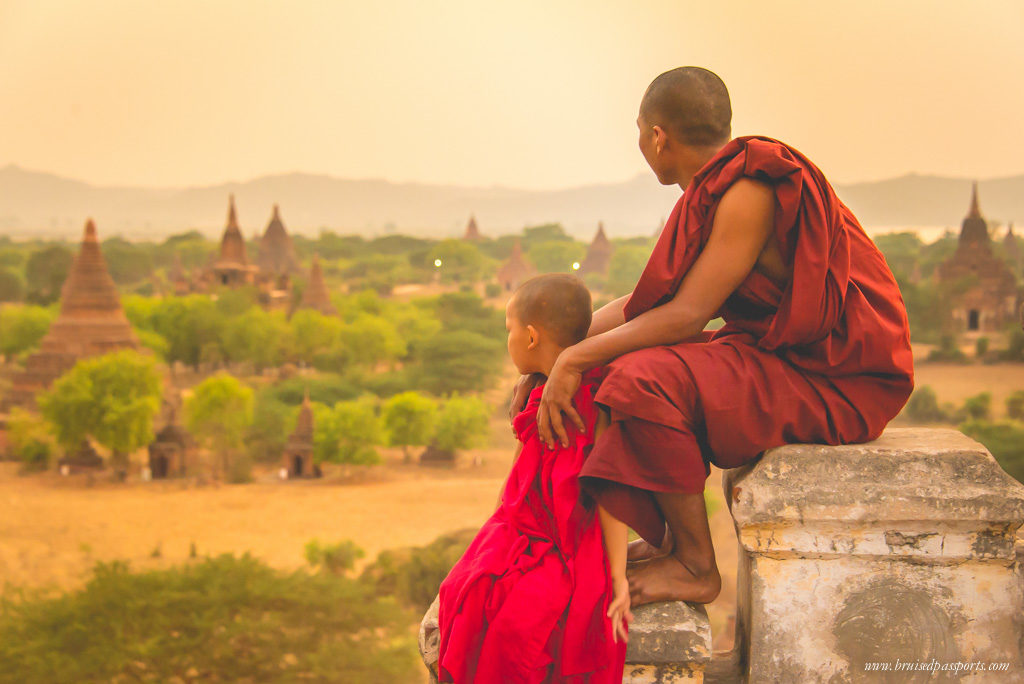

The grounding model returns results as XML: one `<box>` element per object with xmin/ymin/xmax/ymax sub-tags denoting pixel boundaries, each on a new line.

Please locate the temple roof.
<box><xmin>297</xmin><ymin>255</ymin><xmax>337</xmax><ymax>315</ymax></box>
<box><xmin>959</xmin><ymin>182</ymin><xmax>989</xmax><ymax>246</ymax></box>
<box><xmin>463</xmin><ymin>215</ymin><xmax>481</xmax><ymax>240</ymax></box>
<box><xmin>217</xmin><ymin>194</ymin><xmax>249</xmax><ymax>266</ymax></box>
<box><xmin>6</xmin><ymin>219</ymin><xmax>139</xmax><ymax>408</ymax></box>
<box><xmin>59</xmin><ymin>219</ymin><xmax>124</xmax><ymax>314</ymax></box>
<box><xmin>258</xmin><ymin>204</ymin><xmax>301</xmax><ymax>275</ymax></box>
<box><xmin>497</xmin><ymin>237</ymin><xmax>535</xmax><ymax>285</ymax></box>
<box><xmin>581</xmin><ymin>222</ymin><xmax>613</xmax><ymax>275</ymax></box>
<box><xmin>289</xmin><ymin>389</ymin><xmax>315</xmax><ymax>444</ymax></box>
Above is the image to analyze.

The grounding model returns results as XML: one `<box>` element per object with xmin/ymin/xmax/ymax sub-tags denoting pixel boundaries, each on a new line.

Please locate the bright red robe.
<box><xmin>437</xmin><ymin>366</ymin><xmax>627</xmax><ymax>683</ymax></box>
<box><xmin>579</xmin><ymin>136</ymin><xmax>915</xmax><ymax>547</ymax></box>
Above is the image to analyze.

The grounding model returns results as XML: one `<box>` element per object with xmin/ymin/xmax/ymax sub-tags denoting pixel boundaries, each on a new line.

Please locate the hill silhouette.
<box><xmin>1</xmin><ymin>164</ymin><xmax>1021</xmax><ymax>240</ymax></box>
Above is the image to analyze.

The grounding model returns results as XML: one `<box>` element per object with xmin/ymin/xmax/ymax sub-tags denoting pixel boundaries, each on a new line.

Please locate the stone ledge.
<box><xmin>419</xmin><ymin>595</ymin><xmax>713</xmax><ymax>683</ymax></box>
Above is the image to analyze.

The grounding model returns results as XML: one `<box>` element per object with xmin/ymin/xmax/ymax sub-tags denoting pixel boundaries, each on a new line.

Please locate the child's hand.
<box><xmin>607</xmin><ymin>576</ymin><xmax>633</xmax><ymax>644</ymax></box>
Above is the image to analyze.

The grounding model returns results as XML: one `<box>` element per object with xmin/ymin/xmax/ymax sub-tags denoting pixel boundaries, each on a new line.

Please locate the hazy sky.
<box><xmin>1</xmin><ymin>0</ymin><xmax>1022</xmax><ymax>190</ymax></box>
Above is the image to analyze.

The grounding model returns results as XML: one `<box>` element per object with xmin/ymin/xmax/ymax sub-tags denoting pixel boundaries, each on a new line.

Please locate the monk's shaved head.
<box><xmin>510</xmin><ymin>274</ymin><xmax>592</xmax><ymax>347</ymax></box>
<box><xmin>640</xmin><ymin>67</ymin><xmax>731</xmax><ymax>147</ymax></box>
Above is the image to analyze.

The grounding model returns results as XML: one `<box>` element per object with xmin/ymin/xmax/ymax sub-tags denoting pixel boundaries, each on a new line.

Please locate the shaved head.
<box><xmin>510</xmin><ymin>274</ymin><xmax>592</xmax><ymax>347</ymax></box>
<box><xmin>640</xmin><ymin>67</ymin><xmax>731</xmax><ymax>147</ymax></box>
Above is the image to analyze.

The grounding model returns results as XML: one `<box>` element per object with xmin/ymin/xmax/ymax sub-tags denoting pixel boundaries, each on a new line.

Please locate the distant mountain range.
<box><xmin>0</xmin><ymin>164</ymin><xmax>1021</xmax><ymax>241</ymax></box>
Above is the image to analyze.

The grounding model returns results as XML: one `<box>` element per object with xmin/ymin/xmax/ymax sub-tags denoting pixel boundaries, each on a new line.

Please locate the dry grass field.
<box><xmin>913</xmin><ymin>362</ymin><xmax>1024</xmax><ymax>417</ymax></box>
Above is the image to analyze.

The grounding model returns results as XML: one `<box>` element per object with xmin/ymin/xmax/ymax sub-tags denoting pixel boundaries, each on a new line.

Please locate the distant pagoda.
<box><xmin>7</xmin><ymin>219</ymin><xmax>139</xmax><ymax>408</ymax></box>
<box><xmin>496</xmin><ymin>238</ymin><xmax>536</xmax><ymax>293</ymax></box>
<box><xmin>282</xmin><ymin>389</ymin><xmax>318</xmax><ymax>478</ymax></box>
<box><xmin>295</xmin><ymin>255</ymin><xmax>337</xmax><ymax>316</ymax></box>
<box><xmin>210</xmin><ymin>195</ymin><xmax>257</xmax><ymax>287</ymax></box>
<box><xmin>463</xmin><ymin>215</ymin><xmax>481</xmax><ymax>241</ymax></box>
<box><xmin>580</xmin><ymin>221</ymin><xmax>613</xmax><ymax>275</ymax></box>
<box><xmin>936</xmin><ymin>183</ymin><xmax>1019</xmax><ymax>333</ymax></box>
<box><xmin>257</xmin><ymin>204</ymin><xmax>301</xmax><ymax>277</ymax></box>
<box><xmin>1005</xmin><ymin>222</ymin><xmax>1021</xmax><ymax>276</ymax></box>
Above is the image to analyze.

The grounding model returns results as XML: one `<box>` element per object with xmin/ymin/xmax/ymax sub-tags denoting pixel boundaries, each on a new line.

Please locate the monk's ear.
<box><xmin>525</xmin><ymin>324</ymin><xmax>540</xmax><ymax>349</ymax></box>
<box><xmin>653</xmin><ymin>124</ymin><xmax>668</xmax><ymax>155</ymax></box>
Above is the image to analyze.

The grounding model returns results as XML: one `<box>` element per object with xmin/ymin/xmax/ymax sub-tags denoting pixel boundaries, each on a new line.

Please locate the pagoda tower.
<box><xmin>496</xmin><ymin>238</ymin><xmax>536</xmax><ymax>292</ymax></box>
<box><xmin>282</xmin><ymin>389</ymin><xmax>317</xmax><ymax>478</ymax></box>
<box><xmin>936</xmin><ymin>183</ymin><xmax>1018</xmax><ymax>333</ymax></box>
<box><xmin>7</xmin><ymin>219</ymin><xmax>139</xmax><ymax>408</ymax></box>
<box><xmin>1004</xmin><ymin>222</ymin><xmax>1021</xmax><ymax>275</ymax></box>
<box><xmin>257</xmin><ymin>204</ymin><xmax>301</xmax><ymax>277</ymax></box>
<box><xmin>295</xmin><ymin>255</ymin><xmax>337</xmax><ymax>316</ymax></box>
<box><xmin>463</xmin><ymin>215</ymin><xmax>481</xmax><ymax>241</ymax></box>
<box><xmin>211</xmin><ymin>195</ymin><xmax>257</xmax><ymax>287</ymax></box>
<box><xmin>580</xmin><ymin>221</ymin><xmax>613</xmax><ymax>275</ymax></box>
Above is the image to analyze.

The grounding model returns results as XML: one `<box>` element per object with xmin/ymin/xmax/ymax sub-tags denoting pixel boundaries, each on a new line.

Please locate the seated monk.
<box><xmin>509</xmin><ymin>66</ymin><xmax>914</xmax><ymax>606</ymax></box>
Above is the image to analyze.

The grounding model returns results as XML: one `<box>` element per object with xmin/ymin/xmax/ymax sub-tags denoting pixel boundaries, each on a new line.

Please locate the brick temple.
<box><xmin>580</xmin><ymin>221</ymin><xmax>613</xmax><ymax>276</ymax></box>
<box><xmin>936</xmin><ymin>183</ymin><xmax>1020</xmax><ymax>334</ymax></box>
<box><xmin>295</xmin><ymin>254</ymin><xmax>337</xmax><ymax>316</ymax></box>
<box><xmin>6</xmin><ymin>219</ymin><xmax>140</xmax><ymax>408</ymax></box>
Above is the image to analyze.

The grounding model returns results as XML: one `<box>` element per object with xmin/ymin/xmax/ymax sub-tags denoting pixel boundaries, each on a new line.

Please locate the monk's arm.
<box><xmin>563</xmin><ymin>179</ymin><xmax>776</xmax><ymax>373</ymax></box>
<box><xmin>587</xmin><ymin>294</ymin><xmax>630</xmax><ymax>337</ymax></box>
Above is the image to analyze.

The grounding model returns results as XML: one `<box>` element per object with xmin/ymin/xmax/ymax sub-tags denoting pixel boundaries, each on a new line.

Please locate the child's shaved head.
<box><xmin>509</xmin><ymin>274</ymin><xmax>592</xmax><ymax>347</ymax></box>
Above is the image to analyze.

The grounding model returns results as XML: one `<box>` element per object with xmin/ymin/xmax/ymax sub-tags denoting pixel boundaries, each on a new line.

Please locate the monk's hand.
<box><xmin>607</xmin><ymin>576</ymin><xmax>632</xmax><ymax>643</ymax></box>
<box><xmin>536</xmin><ymin>354</ymin><xmax>585</xmax><ymax>449</ymax></box>
<box><xmin>508</xmin><ymin>372</ymin><xmax>545</xmax><ymax>429</ymax></box>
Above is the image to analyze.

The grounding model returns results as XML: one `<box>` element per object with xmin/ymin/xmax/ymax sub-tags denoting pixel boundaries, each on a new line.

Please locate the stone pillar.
<box><xmin>723</xmin><ymin>427</ymin><xmax>1024</xmax><ymax>683</ymax></box>
<box><xmin>419</xmin><ymin>595</ymin><xmax>712</xmax><ymax>682</ymax></box>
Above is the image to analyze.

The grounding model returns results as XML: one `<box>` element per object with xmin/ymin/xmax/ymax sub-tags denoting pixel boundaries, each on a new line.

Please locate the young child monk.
<box><xmin>436</xmin><ymin>273</ymin><xmax>631</xmax><ymax>683</ymax></box>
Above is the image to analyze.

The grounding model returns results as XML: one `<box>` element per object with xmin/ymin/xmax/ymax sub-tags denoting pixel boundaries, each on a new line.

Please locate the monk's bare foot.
<box><xmin>626</xmin><ymin>554</ymin><xmax>721</xmax><ymax>605</ymax></box>
<box><xmin>627</xmin><ymin>538</ymin><xmax>662</xmax><ymax>562</ymax></box>
<box><xmin>627</xmin><ymin>527</ymin><xmax>673</xmax><ymax>563</ymax></box>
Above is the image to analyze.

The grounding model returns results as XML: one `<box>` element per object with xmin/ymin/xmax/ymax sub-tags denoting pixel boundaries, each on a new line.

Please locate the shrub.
<box><xmin>960</xmin><ymin>420</ymin><xmax>1024</xmax><ymax>484</ymax></box>
<box><xmin>0</xmin><ymin>554</ymin><xmax>418</xmax><ymax>682</ymax></box>
<box><xmin>902</xmin><ymin>386</ymin><xmax>951</xmax><ymax>423</ymax></box>
<box><xmin>360</xmin><ymin>529</ymin><xmax>477</xmax><ymax>612</ymax></box>
<box><xmin>961</xmin><ymin>392</ymin><xmax>992</xmax><ymax>421</ymax></box>
<box><xmin>1007</xmin><ymin>391</ymin><xmax>1024</xmax><ymax>421</ymax></box>
<box><xmin>305</xmin><ymin>539</ymin><xmax>365</xmax><ymax>576</ymax></box>
<box><xmin>926</xmin><ymin>334</ymin><xmax>967</xmax><ymax>363</ymax></box>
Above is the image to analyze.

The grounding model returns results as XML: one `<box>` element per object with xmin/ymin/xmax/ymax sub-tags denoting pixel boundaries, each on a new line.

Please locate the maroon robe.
<box><xmin>437</xmin><ymin>366</ymin><xmax>627</xmax><ymax>683</ymax></box>
<box><xmin>579</xmin><ymin>136</ymin><xmax>915</xmax><ymax>547</ymax></box>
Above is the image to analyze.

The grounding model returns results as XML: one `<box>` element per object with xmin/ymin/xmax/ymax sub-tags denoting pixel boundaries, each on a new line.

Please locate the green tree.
<box><xmin>25</xmin><ymin>245</ymin><xmax>73</xmax><ymax>304</ymax></box>
<box><xmin>149</xmin><ymin>295</ymin><xmax>224</xmax><ymax>368</ymax></box>
<box><xmin>289</xmin><ymin>309</ymin><xmax>343</xmax><ymax>366</ymax></box>
<box><xmin>527</xmin><ymin>239</ymin><xmax>585</xmax><ymax>274</ymax></box>
<box><xmin>383</xmin><ymin>391</ymin><xmax>438</xmax><ymax>462</ymax></box>
<box><xmin>220</xmin><ymin>307</ymin><xmax>291</xmax><ymax>371</ymax></box>
<box><xmin>184</xmin><ymin>373</ymin><xmax>255</xmax><ymax>481</ymax></box>
<box><xmin>38</xmin><ymin>350</ymin><xmax>162</xmax><ymax>475</ymax></box>
<box><xmin>901</xmin><ymin>386</ymin><xmax>952</xmax><ymax>424</ymax></box>
<box><xmin>0</xmin><ymin>305</ymin><xmax>56</xmax><ymax>357</ymax></box>
<box><xmin>413</xmin><ymin>330</ymin><xmax>503</xmax><ymax>395</ymax></box>
<box><xmin>304</xmin><ymin>539</ymin><xmax>365</xmax><ymax>576</ymax></box>
<box><xmin>0</xmin><ymin>267</ymin><xmax>25</xmax><ymax>302</ymax></box>
<box><xmin>606</xmin><ymin>245</ymin><xmax>651</xmax><ymax>297</ymax></box>
<box><xmin>6</xmin><ymin>408</ymin><xmax>54</xmax><ymax>473</ymax></box>
<box><xmin>961</xmin><ymin>392</ymin><xmax>992</xmax><ymax>421</ymax></box>
<box><xmin>433</xmin><ymin>395</ymin><xmax>490</xmax><ymax>452</ymax></box>
<box><xmin>332</xmin><ymin>396</ymin><xmax>383</xmax><ymax>465</ymax></box>
<box><xmin>1007</xmin><ymin>391</ymin><xmax>1024</xmax><ymax>421</ymax></box>
<box><xmin>338</xmin><ymin>314</ymin><xmax>406</xmax><ymax>369</ymax></box>
<box><xmin>427</xmin><ymin>239</ymin><xmax>486</xmax><ymax>283</ymax></box>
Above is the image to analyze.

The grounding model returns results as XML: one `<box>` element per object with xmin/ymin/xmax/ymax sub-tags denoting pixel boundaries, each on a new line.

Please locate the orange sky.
<box><xmin>1</xmin><ymin>0</ymin><xmax>1022</xmax><ymax>189</ymax></box>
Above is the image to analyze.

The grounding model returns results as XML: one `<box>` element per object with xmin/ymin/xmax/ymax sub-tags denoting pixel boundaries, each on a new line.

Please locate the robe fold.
<box><xmin>579</xmin><ymin>135</ymin><xmax>915</xmax><ymax>548</ymax></box>
<box><xmin>437</xmin><ymin>366</ymin><xmax>627</xmax><ymax>684</ymax></box>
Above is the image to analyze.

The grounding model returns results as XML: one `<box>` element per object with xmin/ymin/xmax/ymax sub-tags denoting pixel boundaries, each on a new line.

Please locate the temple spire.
<box><xmin>227</xmin><ymin>194</ymin><xmax>239</xmax><ymax>229</ymax></box>
<box><xmin>968</xmin><ymin>181</ymin><xmax>982</xmax><ymax>219</ymax></box>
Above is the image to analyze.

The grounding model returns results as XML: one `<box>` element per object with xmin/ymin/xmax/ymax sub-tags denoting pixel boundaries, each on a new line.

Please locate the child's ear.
<box><xmin>526</xmin><ymin>324</ymin><xmax>540</xmax><ymax>349</ymax></box>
